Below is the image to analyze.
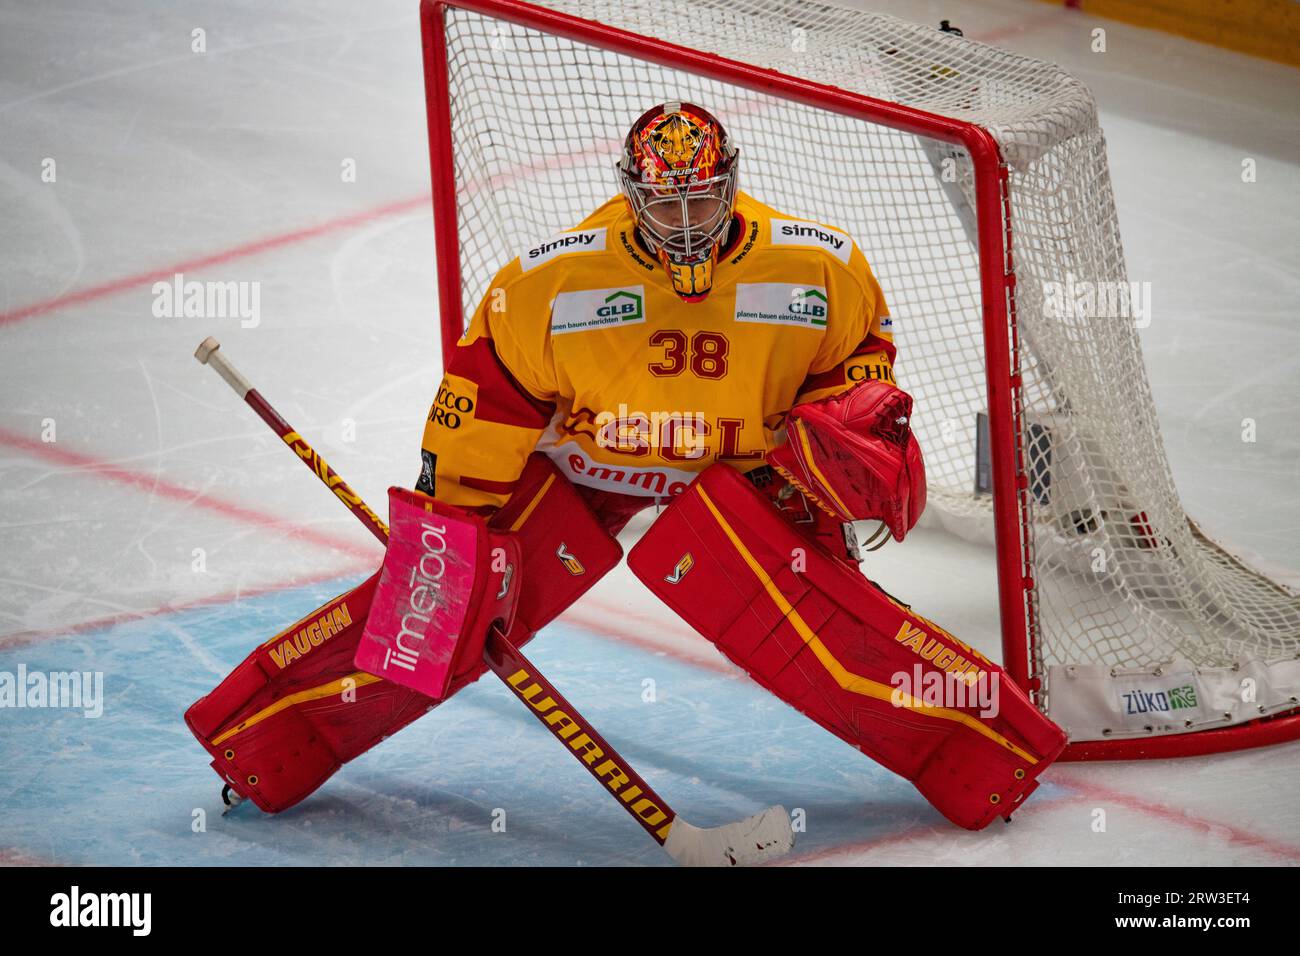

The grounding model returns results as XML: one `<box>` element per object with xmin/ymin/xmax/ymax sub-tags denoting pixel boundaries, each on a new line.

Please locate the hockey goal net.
<box><xmin>421</xmin><ymin>0</ymin><xmax>1300</xmax><ymax>757</ymax></box>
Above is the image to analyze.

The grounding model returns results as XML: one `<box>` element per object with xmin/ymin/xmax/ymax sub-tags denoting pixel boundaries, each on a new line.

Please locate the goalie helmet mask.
<box><xmin>617</xmin><ymin>102</ymin><xmax>739</xmax><ymax>301</ymax></box>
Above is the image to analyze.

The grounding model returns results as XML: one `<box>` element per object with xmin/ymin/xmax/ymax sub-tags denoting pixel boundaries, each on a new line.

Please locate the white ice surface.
<box><xmin>0</xmin><ymin>0</ymin><xmax>1297</xmax><ymax>865</ymax></box>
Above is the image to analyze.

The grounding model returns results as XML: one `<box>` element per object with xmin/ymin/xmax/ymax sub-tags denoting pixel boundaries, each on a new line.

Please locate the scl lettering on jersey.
<box><xmin>771</xmin><ymin>219</ymin><xmax>853</xmax><ymax>263</ymax></box>
<box><xmin>519</xmin><ymin>228</ymin><xmax>607</xmax><ymax>271</ymax></box>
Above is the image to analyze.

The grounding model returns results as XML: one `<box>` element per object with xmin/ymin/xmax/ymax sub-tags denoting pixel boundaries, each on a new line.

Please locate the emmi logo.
<box><xmin>596</xmin><ymin>290</ymin><xmax>643</xmax><ymax>322</ymax></box>
<box><xmin>788</xmin><ymin>289</ymin><xmax>828</xmax><ymax>325</ymax></box>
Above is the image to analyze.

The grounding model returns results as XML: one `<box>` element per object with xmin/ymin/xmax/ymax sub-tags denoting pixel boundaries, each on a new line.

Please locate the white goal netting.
<box><xmin>433</xmin><ymin>0</ymin><xmax>1300</xmax><ymax>740</ymax></box>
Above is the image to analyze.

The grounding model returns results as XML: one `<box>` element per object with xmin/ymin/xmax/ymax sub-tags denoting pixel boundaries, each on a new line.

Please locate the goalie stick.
<box><xmin>193</xmin><ymin>335</ymin><xmax>794</xmax><ymax>866</ymax></box>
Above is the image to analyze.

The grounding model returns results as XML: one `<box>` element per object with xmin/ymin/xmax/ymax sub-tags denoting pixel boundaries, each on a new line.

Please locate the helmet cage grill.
<box><xmin>619</xmin><ymin>162</ymin><xmax>739</xmax><ymax>263</ymax></box>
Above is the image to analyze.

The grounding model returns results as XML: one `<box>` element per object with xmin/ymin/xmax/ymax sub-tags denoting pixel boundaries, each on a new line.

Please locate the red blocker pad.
<box><xmin>185</xmin><ymin>454</ymin><xmax>622</xmax><ymax>813</ymax></box>
<box><xmin>354</xmin><ymin>487</ymin><xmax>521</xmax><ymax>699</ymax></box>
<box><xmin>627</xmin><ymin>464</ymin><xmax>1066</xmax><ymax>830</ymax></box>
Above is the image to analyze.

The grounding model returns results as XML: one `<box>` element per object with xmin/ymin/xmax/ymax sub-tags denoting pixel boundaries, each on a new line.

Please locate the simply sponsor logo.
<box><xmin>151</xmin><ymin>272</ymin><xmax>261</xmax><ymax>328</ymax></box>
<box><xmin>771</xmin><ymin>219</ymin><xmax>852</xmax><ymax>262</ymax></box>
<box><xmin>0</xmin><ymin>666</ymin><xmax>103</xmax><ymax>717</ymax></box>
<box><xmin>1121</xmin><ymin>684</ymin><xmax>1198</xmax><ymax>716</ymax></box>
<box><xmin>551</xmin><ymin>286</ymin><xmax>647</xmax><ymax>335</ymax></box>
<box><xmin>890</xmin><ymin>664</ymin><xmax>1000</xmax><ymax>718</ymax></box>
<box><xmin>734</xmin><ymin>283</ymin><xmax>829</xmax><ymax>329</ymax></box>
<box><xmin>519</xmin><ymin>228</ymin><xmax>606</xmax><ymax>271</ymax></box>
<box><xmin>49</xmin><ymin>886</ymin><xmax>151</xmax><ymax>936</ymax></box>
<box><xmin>380</xmin><ymin>521</ymin><xmax>450</xmax><ymax>673</ymax></box>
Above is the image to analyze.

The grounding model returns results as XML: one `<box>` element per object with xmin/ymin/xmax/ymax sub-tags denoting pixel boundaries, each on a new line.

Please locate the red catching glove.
<box><xmin>766</xmin><ymin>380</ymin><xmax>926</xmax><ymax>541</ymax></box>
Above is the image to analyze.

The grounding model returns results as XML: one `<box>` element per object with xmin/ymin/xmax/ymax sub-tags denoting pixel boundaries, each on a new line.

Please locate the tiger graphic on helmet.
<box><xmin>618</xmin><ymin>102</ymin><xmax>739</xmax><ymax>301</ymax></box>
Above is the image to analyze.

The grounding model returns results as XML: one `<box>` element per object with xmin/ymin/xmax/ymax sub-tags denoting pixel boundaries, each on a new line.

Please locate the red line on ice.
<box><xmin>0</xmin><ymin>194</ymin><xmax>431</xmax><ymax>327</ymax></box>
<box><xmin>0</xmin><ymin>426</ymin><xmax>377</xmax><ymax>560</ymax></box>
<box><xmin>0</xmin><ymin>562</ymin><xmax>374</xmax><ymax>651</ymax></box>
<box><xmin>1046</xmin><ymin>777</ymin><xmax>1300</xmax><ymax>863</ymax></box>
<box><xmin>0</xmin><ymin>847</ymin><xmax>56</xmax><ymax>866</ymax></box>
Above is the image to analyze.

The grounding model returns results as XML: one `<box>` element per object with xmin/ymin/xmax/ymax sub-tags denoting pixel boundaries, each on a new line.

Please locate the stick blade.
<box><xmin>663</xmin><ymin>805</ymin><xmax>794</xmax><ymax>867</ymax></box>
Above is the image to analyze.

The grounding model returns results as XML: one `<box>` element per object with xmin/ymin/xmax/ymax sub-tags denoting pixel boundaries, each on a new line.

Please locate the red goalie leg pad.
<box><xmin>183</xmin><ymin>572</ymin><xmax>434</xmax><ymax>812</ymax></box>
<box><xmin>184</xmin><ymin>454</ymin><xmax>622</xmax><ymax>813</ymax></box>
<box><xmin>627</xmin><ymin>464</ymin><xmax>1066</xmax><ymax>830</ymax></box>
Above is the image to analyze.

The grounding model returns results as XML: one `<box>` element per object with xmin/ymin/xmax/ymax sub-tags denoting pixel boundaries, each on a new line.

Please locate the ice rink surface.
<box><xmin>1</xmin><ymin>0</ymin><xmax>1297</xmax><ymax>865</ymax></box>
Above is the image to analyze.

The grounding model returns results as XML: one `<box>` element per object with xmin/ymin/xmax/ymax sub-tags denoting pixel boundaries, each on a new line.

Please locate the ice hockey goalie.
<box><xmin>187</xmin><ymin>102</ymin><xmax>1066</xmax><ymax>830</ymax></box>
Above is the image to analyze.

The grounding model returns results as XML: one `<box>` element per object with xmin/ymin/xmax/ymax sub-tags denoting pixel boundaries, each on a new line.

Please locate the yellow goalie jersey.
<box><xmin>419</xmin><ymin>191</ymin><xmax>896</xmax><ymax>510</ymax></box>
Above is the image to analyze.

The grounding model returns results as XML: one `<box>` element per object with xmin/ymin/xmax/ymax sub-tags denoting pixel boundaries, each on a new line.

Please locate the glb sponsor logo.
<box><xmin>428</xmin><ymin>378</ymin><xmax>475</xmax><ymax>429</ymax></box>
<box><xmin>788</xmin><ymin>289</ymin><xmax>827</xmax><ymax>324</ymax></box>
<box><xmin>734</xmin><ymin>283</ymin><xmax>829</xmax><ymax>329</ymax></box>
<box><xmin>596</xmin><ymin>289</ymin><xmax>643</xmax><ymax>321</ymax></box>
<box><xmin>381</xmin><ymin>522</ymin><xmax>449</xmax><ymax>673</ymax></box>
<box><xmin>152</xmin><ymin>272</ymin><xmax>261</xmax><ymax>328</ymax></box>
<box><xmin>0</xmin><ymin>666</ymin><xmax>103</xmax><ymax>718</ymax></box>
<box><xmin>771</xmin><ymin>219</ymin><xmax>852</xmax><ymax>262</ymax></box>
<box><xmin>519</xmin><ymin>228</ymin><xmax>606</xmax><ymax>271</ymax></box>
<box><xmin>1122</xmin><ymin>684</ymin><xmax>1198</xmax><ymax>715</ymax></box>
<box><xmin>890</xmin><ymin>664</ymin><xmax>1000</xmax><ymax>718</ymax></box>
<box><xmin>50</xmin><ymin>886</ymin><xmax>151</xmax><ymax>936</ymax></box>
<box><xmin>268</xmin><ymin>601</ymin><xmax>354</xmax><ymax>669</ymax></box>
<box><xmin>551</xmin><ymin>285</ymin><xmax>647</xmax><ymax>335</ymax></box>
